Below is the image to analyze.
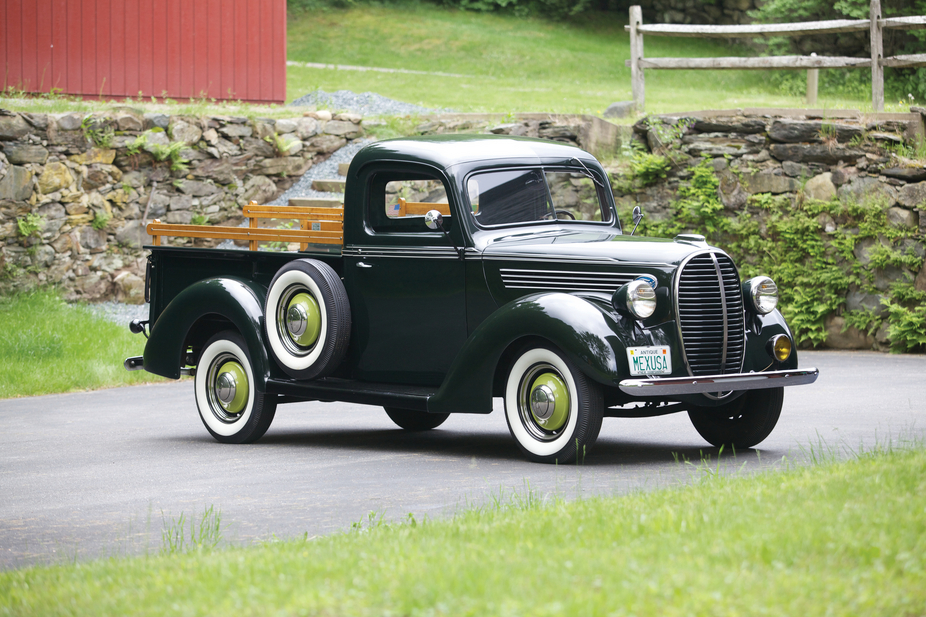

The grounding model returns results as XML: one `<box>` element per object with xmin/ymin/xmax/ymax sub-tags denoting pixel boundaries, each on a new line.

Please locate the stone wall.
<box><xmin>620</xmin><ymin>108</ymin><xmax>926</xmax><ymax>350</ymax></box>
<box><xmin>0</xmin><ymin>108</ymin><xmax>364</xmax><ymax>303</ymax></box>
<box><xmin>636</xmin><ymin>0</ymin><xmax>761</xmax><ymax>26</ymax></box>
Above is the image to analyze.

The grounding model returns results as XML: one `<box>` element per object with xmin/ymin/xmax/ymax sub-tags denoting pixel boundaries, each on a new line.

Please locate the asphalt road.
<box><xmin>1</xmin><ymin>350</ymin><xmax>924</xmax><ymax>570</ymax></box>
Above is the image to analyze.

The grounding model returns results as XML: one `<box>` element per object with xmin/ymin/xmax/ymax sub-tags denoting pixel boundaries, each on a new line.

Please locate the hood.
<box><xmin>479</xmin><ymin>227</ymin><xmax>720</xmax><ymax>308</ymax></box>
<box><xmin>481</xmin><ymin>228</ymin><xmax>708</xmax><ymax>267</ymax></box>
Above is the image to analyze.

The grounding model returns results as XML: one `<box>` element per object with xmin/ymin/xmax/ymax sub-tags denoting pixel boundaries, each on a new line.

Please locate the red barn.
<box><xmin>1</xmin><ymin>0</ymin><xmax>286</xmax><ymax>103</ymax></box>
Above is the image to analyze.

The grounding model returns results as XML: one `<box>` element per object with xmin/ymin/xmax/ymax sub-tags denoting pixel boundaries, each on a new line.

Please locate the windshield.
<box><xmin>467</xmin><ymin>167</ymin><xmax>614</xmax><ymax>228</ymax></box>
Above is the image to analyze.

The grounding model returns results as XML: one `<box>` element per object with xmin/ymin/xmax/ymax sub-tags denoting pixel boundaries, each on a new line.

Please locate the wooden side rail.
<box><xmin>395</xmin><ymin>198</ymin><xmax>451</xmax><ymax>217</ymax></box>
<box><xmin>147</xmin><ymin>201</ymin><xmax>345</xmax><ymax>250</ymax></box>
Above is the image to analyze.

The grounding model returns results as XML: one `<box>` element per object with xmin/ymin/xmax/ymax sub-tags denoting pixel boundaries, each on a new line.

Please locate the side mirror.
<box><xmin>424</xmin><ymin>210</ymin><xmax>444</xmax><ymax>231</ymax></box>
<box><xmin>630</xmin><ymin>206</ymin><xmax>644</xmax><ymax>236</ymax></box>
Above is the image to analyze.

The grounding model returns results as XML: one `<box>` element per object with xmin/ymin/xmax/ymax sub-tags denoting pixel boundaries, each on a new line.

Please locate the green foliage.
<box><xmin>616</xmin><ymin>145</ymin><xmax>671</xmax><ymax>190</ymax></box>
<box><xmin>16</xmin><ymin>213</ymin><xmax>44</xmax><ymax>239</ymax></box>
<box><xmin>161</xmin><ymin>506</ymin><xmax>224</xmax><ymax>555</ymax></box>
<box><xmin>148</xmin><ymin>141</ymin><xmax>190</xmax><ymax>172</ymax></box>
<box><xmin>750</xmin><ymin>0</ymin><xmax>926</xmax><ymax>101</ymax></box>
<box><xmin>3</xmin><ymin>445</ymin><xmax>926</xmax><ymax>615</ymax></box>
<box><xmin>633</xmin><ymin>159</ymin><xmax>924</xmax><ymax>350</ymax></box>
<box><xmin>91</xmin><ymin>212</ymin><xmax>111</xmax><ymax>231</ymax></box>
<box><xmin>125</xmin><ymin>133</ymin><xmax>148</xmax><ymax>156</ymax></box>
<box><xmin>80</xmin><ymin>115</ymin><xmax>115</xmax><ymax>148</ymax></box>
<box><xmin>0</xmin><ymin>290</ymin><xmax>161</xmax><ymax>398</ymax></box>
<box><xmin>264</xmin><ymin>132</ymin><xmax>300</xmax><ymax>156</ymax></box>
<box><xmin>190</xmin><ymin>214</ymin><xmax>209</xmax><ymax>226</ymax></box>
<box><xmin>287</xmin><ymin>0</ymin><xmax>592</xmax><ymax>18</ymax></box>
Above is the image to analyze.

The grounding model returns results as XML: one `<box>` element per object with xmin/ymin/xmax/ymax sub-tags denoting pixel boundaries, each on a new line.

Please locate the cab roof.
<box><xmin>350</xmin><ymin>134</ymin><xmax>598</xmax><ymax>173</ymax></box>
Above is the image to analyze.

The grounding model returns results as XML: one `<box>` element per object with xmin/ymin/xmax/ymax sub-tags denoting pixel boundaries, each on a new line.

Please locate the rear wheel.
<box><xmin>194</xmin><ymin>331</ymin><xmax>276</xmax><ymax>444</ymax></box>
<box><xmin>503</xmin><ymin>343</ymin><xmax>603</xmax><ymax>464</ymax></box>
<box><xmin>384</xmin><ymin>407</ymin><xmax>450</xmax><ymax>431</ymax></box>
<box><xmin>688</xmin><ymin>387</ymin><xmax>784</xmax><ymax>449</ymax></box>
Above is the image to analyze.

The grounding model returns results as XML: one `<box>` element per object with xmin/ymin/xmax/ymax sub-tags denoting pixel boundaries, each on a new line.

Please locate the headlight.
<box><xmin>744</xmin><ymin>276</ymin><xmax>778</xmax><ymax>315</ymax></box>
<box><xmin>612</xmin><ymin>280</ymin><xmax>657</xmax><ymax>320</ymax></box>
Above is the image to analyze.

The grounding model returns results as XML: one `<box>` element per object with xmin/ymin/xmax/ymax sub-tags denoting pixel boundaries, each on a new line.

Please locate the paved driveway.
<box><xmin>1</xmin><ymin>350</ymin><xmax>923</xmax><ymax>570</ymax></box>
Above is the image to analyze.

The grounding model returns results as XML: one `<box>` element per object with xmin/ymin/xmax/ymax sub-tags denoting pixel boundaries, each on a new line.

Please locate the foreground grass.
<box><xmin>287</xmin><ymin>5</ymin><xmax>872</xmax><ymax>114</ymax></box>
<box><xmin>2</xmin><ymin>446</ymin><xmax>924</xmax><ymax>616</ymax></box>
<box><xmin>0</xmin><ymin>291</ymin><xmax>160</xmax><ymax>399</ymax></box>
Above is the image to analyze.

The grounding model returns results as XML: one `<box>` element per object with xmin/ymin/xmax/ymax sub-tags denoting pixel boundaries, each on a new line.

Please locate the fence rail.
<box><xmin>625</xmin><ymin>0</ymin><xmax>926</xmax><ymax>112</ymax></box>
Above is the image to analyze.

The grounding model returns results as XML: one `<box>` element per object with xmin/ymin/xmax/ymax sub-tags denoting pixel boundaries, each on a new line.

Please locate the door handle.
<box><xmin>356</xmin><ymin>261</ymin><xmax>373</xmax><ymax>269</ymax></box>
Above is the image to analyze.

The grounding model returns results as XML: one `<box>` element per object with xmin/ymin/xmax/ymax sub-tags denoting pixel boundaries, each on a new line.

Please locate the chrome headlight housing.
<box><xmin>744</xmin><ymin>276</ymin><xmax>778</xmax><ymax>315</ymax></box>
<box><xmin>612</xmin><ymin>280</ymin><xmax>657</xmax><ymax>320</ymax></box>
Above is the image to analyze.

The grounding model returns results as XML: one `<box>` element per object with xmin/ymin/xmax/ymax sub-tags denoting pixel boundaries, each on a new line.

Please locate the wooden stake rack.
<box><xmin>146</xmin><ymin>201</ymin><xmax>344</xmax><ymax>251</ymax></box>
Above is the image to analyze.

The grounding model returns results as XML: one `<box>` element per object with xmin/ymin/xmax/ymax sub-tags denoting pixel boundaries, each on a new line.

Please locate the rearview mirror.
<box><xmin>424</xmin><ymin>210</ymin><xmax>444</xmax><ymax>231</ymax></box>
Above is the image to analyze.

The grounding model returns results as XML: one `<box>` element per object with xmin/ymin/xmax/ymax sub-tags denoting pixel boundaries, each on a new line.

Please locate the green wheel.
<box><xmin>503</xmin><ymin>343</ymin><xmax>603</xmax><ymax>464</ymax></box>
<box><xmin>194</xmin><ymin>331</ymin><xmax>276</xmax><ymax>444</ymax></box>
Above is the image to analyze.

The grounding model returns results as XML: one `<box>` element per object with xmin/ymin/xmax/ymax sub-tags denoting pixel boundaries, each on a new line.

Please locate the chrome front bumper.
<box><xmin>619</xmin><ymin>368</ymin><xmax>819</xmax><ymax>396</ymax></box>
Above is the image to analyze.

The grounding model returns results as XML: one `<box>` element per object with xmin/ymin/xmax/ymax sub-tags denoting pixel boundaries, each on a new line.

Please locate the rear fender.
<box><xmin>428</xmin><ymin>293</ymin><xmax>626</xmax><ymax>414</ymax></box>
<box><xmin>143</xmin><ymin>277</ymin><xmax>269</xmax><ymax>387</ymax></box>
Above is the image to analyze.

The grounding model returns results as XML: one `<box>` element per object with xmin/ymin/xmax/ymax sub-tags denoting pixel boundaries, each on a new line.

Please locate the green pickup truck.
<box><xmin>125</xmin><ymin>135</ymin><xmax>818</xmax><ymax>463</ymax></box>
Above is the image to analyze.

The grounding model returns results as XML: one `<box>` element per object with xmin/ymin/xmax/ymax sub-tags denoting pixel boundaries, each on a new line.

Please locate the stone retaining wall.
<box><xmin>0</xmin><ymin>108</ymin><xmax>364</xmax><ymax>302</ymax></box>
<box><xmin>620</xmin><ymin>108</ymin><xmax>926</xmax><ymax>350</ymax></box>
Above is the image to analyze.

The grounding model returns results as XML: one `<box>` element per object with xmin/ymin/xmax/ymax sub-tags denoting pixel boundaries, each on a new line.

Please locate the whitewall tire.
<box><xmin>264</xmin><ymin>259</ymin><xmax>351</xmax><ymax>380</ymax></box>
<box><xmin>504</xmin><ymin>343</ymin><xmax>603</xmax><ymax>464</ymax></box>
<box><xmin>194</xmin><ymin>331</ymin><xmax>276</xmax><ymax>444</ymax></box>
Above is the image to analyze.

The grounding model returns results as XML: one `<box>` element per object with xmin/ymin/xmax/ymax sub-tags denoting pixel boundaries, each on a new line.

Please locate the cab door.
<box><xmin>342</xmin><ymin>164</ymin><xmax>468</xmax><ymax>387</ymax></box>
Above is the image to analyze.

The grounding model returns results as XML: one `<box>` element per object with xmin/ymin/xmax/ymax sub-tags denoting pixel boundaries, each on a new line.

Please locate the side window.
<box><xmin>368</xmin><ymin>171</ymin><xmax>451</xmax><ymax>233</ymax></box>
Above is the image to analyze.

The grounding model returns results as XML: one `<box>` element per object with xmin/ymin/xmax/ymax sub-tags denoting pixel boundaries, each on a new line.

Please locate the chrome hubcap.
<box><xmin>216</xmin><ymin>371</ymin><xmax>237</xmax><ymax>408</ymax></box>
<box><xmin>518</xmin><ymin>362</ymin><xmax>570</xmax><ymax>440</ymax></box>
<box><xmin>530</xmin><ymin>384</ymin><xmax>556</xmax><ymax>421</ymax></box>
<box><xmin>286</xmin><ymin>303</ymin><xmax>308</xmax><ymax>338</ymax></box>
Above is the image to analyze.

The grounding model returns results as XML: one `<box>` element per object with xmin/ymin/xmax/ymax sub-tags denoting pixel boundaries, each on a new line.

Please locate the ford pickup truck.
<box><xmin>125</xmin><ymin>135</ymin><xmax>818</xmax><ymax>463</ymax></box>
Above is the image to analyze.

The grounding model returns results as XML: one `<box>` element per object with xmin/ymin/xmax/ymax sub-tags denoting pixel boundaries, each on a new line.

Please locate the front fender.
<box><xmin>143</xmin><ymin>277</ymin><xmax>269</xmax><ymax>387</ymax></box>
<box><xmin>429</xmin><ymin>293</ymin><xmax>628</xmax><ymax>414</ymax></box>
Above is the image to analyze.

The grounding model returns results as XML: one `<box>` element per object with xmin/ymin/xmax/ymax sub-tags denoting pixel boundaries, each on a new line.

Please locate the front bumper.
<box><xmin>619</xmin><ymin>368</ymin><xmax>819</xmax><ymax>396</ymax></box>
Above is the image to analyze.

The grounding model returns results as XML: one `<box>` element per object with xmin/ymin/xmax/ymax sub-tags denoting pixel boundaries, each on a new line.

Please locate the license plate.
<box><xmin>627</xmin><ymin>346</ymin><xmax>672</xmax><ymax>376</ymax></box>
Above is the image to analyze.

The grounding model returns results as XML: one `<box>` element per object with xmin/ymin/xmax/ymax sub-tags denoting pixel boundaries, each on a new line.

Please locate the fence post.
<box><xmin>807</xmin><ymin>53</ymin><xmax>819</xmax><ymax>106</ymax></box>
<box><xmin>870</xmin><ymin>0</ymin><xmax>884</xmax><ymax>111</ymax></box>
<box><xmin>629</xmin><ymin>5</ymin><xmax>645</xmax><ymax>114</ymax></box>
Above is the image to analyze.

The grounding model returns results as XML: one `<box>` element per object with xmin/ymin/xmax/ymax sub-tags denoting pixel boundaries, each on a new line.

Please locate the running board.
<box><xmin>266</xmin><ymin>378</ymin><xmax>436</xmax><ymax>412</ymax></box>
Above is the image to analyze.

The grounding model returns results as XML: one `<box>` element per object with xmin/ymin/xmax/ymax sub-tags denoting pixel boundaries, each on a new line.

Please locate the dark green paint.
<box><xmin>141</xmin><ymin>136</ymin><xmax>809</xmax><ymax>417</ymax></box>
<box><xmin>143</xmin><ymin>277</ymin><xmax>270</xmax><ymax>388</ymax></box>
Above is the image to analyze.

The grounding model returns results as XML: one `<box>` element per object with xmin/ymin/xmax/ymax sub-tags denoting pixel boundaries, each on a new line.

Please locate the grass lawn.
<box><xmin>286</xmin><ymin>5</ymin><xmax>873</xmax><ymax>115</ymax></box>
<box><xmin>0</xmin><ymin>291</ymin><xmax>161</xmax><ymax>399</ymax></box>
<box><xmin>1</xmin><ymin>444</ymin><xmax>923</xmax><ymax>615</ymax></box>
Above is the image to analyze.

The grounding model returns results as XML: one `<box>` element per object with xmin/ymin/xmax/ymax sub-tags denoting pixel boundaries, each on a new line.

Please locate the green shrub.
<box><xmin>16</xmin><ymin>213</ymin><xmax>44</xmax><ymax>239</ymax></box>
<box><xmin>631</xmin><ymin>159</ymin><xmax>925</xmax><ymax>351</ymax></box>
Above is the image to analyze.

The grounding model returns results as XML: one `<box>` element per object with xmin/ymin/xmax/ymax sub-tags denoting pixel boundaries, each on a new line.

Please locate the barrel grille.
<box><xmin>676</xmin><ymin>252</ymin><xmax>745</xmax><ymax>376</ymax></box>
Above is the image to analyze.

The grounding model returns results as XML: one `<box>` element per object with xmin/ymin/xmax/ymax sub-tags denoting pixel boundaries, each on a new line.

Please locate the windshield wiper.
<box><xmin>570</xmin><ymin>157</ymin><xmax>605</xmax><ymax>188</ymax></box>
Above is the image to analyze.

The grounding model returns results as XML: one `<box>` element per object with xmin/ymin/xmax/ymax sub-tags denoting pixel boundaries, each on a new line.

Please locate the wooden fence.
<box><xmin>626</xmin><ymin>0</ymin><xmax>926</xmax><ymax>113</ymax></box>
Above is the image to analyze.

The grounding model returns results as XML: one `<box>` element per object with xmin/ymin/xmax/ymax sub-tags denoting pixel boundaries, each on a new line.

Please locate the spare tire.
<box><xmin>264</xmin><ymin>259</ymin><xmax>351</xmax><ymax>380</ymax></box>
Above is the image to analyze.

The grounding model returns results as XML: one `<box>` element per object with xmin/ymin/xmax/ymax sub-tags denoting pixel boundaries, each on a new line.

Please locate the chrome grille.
<box><xmin>676</xmin><ymin>252</ymin><xmax>745</xmax><ymax>376</ymax></box>
<box><xmin>500</xmin><ymin>268</ymin><xmax>636</xmax><ymax>293</ymax></box>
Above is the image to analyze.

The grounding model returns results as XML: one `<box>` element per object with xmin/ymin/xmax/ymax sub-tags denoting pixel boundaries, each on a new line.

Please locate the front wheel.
<box><xmin>384</xmin><ymin>407</ymin><xmax>450</xmax><ymax>431</ymax></box>
<box><xmin>688</xmin><ymin>387</ymin><xmax>784</xmax><ymax>449</ymax></box>
<box><xmin>504</xmin><ymin>344</ymin><xmax>603</xmax><ymax>464</ymax></box>
<box><xmin>194</xmin><ymin>331</ymin><xmax>277</xmax><ymax>444</ymax></box>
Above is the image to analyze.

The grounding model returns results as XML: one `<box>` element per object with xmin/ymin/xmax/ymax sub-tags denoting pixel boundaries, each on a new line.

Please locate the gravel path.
<box><xmin>84</xmin><ymin>301</ymin><xmax>149</xmax><ymax>327</ymax></box>
<box><xmin>290</xmin><ymin>88</ymin><xmax>451</xmax><ymax>116</ymax></box>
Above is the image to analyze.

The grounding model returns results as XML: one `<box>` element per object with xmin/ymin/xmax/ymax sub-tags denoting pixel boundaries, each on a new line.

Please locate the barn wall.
<box><xmin>1</xmin><ymin>0</ymin><xmax>286</xmax><ymax>103</ymax></box>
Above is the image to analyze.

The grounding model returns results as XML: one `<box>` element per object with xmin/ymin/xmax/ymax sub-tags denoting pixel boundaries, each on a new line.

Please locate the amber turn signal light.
<box><xmin>767</xmin><ymin>334</ymin><xmax>792</xmax><ymax>362</ymax></box>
